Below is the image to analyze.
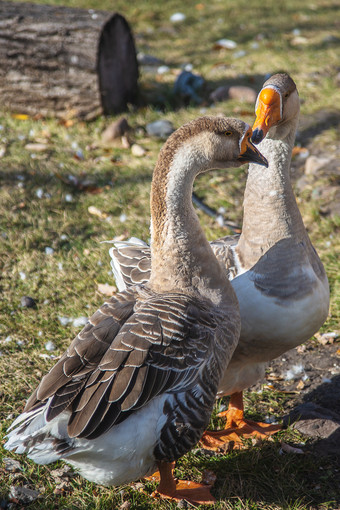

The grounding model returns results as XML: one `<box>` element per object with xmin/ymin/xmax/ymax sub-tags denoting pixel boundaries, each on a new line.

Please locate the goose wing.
<box><xmin>109</xmin><ymin>235</ymin><xmax>241</xmax><ymax>291</ymax></box>
<box><xmin>24</xmin><ymin>287</ymin><xmax>220</xmax><ymax>441</ymax></box>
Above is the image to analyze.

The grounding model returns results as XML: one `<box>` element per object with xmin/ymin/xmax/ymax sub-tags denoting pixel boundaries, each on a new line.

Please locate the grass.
<box><xmin>1</xmin><ymin>0</ymin><xmax>340</xmax><ymax>508</ymax></box>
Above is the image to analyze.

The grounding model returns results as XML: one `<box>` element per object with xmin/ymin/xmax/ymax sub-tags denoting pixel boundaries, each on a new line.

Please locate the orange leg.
<box><xmin>153</xmin><ymin>461</ymin><xmax>216</xmax><ymax>505</ymax></box>
<box><xmin>200</xmin><ymin>391</ymin><xmax>281</xmax><ymax>450</ymax></box>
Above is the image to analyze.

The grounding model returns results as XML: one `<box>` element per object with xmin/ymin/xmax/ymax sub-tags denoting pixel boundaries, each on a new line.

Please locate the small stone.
<box><xmin>280</xmin><ymin>442</ymin><xmax>304</xmax><ymax>454</ymax></box>
<box><xmin>72</xmin><ymin>316</ymin><xmax>88</xmax><ymax>328</ymax></box>
<box><xmin>209</xmin><ymin>85</ymin><xmax>230</xmax><ymax>103</ymax></box>
<box><xmin>24</xmin><ymin>143</ymin><xmax>49</xmax><ymax>152</ymax></box>
<box><xmin>131</xmin><ymin>144</ymin><xmax>146</xmax><ymax>157</ymax></box>
<box><xmin>19</xmin><ymin>271</ymin><xmax>26</xmax><ymax>280</ymax></box>
<box><xmin>292</xmin><ymin>28</ymin><xmax>301</xmax><ymax>36</ymax></box>
<box><xmin>45</xmin><ymin>247</ymin><xmax>54</xmax><ymax>255</ymax></box>
<box><xmin>74</xmin><ymin>149</ymin><xmax>84</xmax><ymax>160</ymax></box>
<box><xmin>36</xmin><ymin>188</ymin><xmax>44</xmax><ymax>199</ymax></box>
<box><xmin>228</xmin><ymin>85</ymin><xmax>257</xmax><ymax>103</ymax></box>
<box><xmin>291</xmin><ymin>36</ymin><xmax>308</xmax><ymax>46</ymax></box>
<box><xmin>157</xmin><ymin>65</ymin><xmax>170</xmax><ymax>74</ymax></box>
<box><xmin>322</xmin><ymin>34</ymin><xmax>339</xmax><ymax>44</ymax></box>
<box><xmin>45</xmin><ymin>341</ymin><xmax>56</xmax><ymax>352</ymax></box>
<box><xmin>213</xmin><ymin>38</ymin><xmax>237</xmax><ymax>50</ymax></box>
<box><xmin>9</xmin><ymin>486</ymin><xmax>40</xmax><ymax>505</ymax></box>
<box><xmin>233</xmin><ymin>50</ymin><xmax>247</xmax><ymax>59</ymax></box>
<box><xmin>170</xmin><ymin>12</ymin><xmax>186</xmax><ymax>22</ymax></box>
<box><xmin>58</xmin><ymin>316</ymin><xmax>71</xmax><ymax>326</ymax></box>
<box><xmin>146</xmin><ymin>120</ymin><xmax>174</xmax><ymax>138</ymax></box>
<box><xmin>335</xmin><ymin>72</ymin><xmax>340</xmax><ymax>88</ymax></box>
<box><xmin>20</xmin><ymin>296</ymin><xmax>37</xmax><ymax>308</ymax></box>
<box><xmin>121</xmin><ymin>135</ymin><xmax>131</xmax><ymax>149</ymax></box>
<box><xmin>101</xmin><ymin>118</ymin><xmax>130</xmax><ymax>143</ymax></box>
<box><xmin>4</xmin><ymin>458</ymin><xmax>22</xmax><ymax>473</ymax></box>
<box><xmin>137</xmin><ymin>53</ymin><xmax>163</xmax><ymax>66</ymax></box>
<box><xmin>305</xmin><ymin>155</ymin><xmax>330</xmax><ymax>175</ymax></box>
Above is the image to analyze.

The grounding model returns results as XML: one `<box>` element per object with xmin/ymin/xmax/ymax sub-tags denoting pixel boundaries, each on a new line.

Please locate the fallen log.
<box><xmin>0</xmin><ymin>2</ymin><xmax>139</xmax><ymax>119</ymax></box>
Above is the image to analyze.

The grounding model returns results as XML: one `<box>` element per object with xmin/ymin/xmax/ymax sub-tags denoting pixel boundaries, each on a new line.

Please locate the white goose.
<box><xmin>5</xmin><ymin>117</ymin><xmax>268</xmax><ymax>504</ymax></box>
<box><xmin>109</xmin><ymin>74</ymin><xmax>330</xmax><ymax>447</ymax></box>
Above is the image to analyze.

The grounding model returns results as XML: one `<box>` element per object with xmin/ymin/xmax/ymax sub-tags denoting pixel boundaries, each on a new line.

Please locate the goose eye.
<box><xmin>225</xmin><ymin>130</ymin><xmax>233</xmax><ymax>136</ymax></box>
<box><xmin>284</xmin><ymin>92</ymin><xmax>289</xmax><ymax>98</ymax></box>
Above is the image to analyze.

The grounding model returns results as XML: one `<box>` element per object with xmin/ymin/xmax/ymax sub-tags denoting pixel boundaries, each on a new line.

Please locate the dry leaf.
<box><xmin>315</xmin><ymin>331</ymin><xmax>339</xmax><ymax>345</ymax></box>
<box><xmin>88</xmin><ymin>206</ymin><xmax>107</xmax><ymax>219</ymax></box>
<box><xmin>296</xmin><ymin>380</ymin><xmax>305</xmax><ymax>390</ymax></box>
<box><xmin>12</xmin><ymin>113</ymin><xmax>29</xmax><ymax>120</ymax></box>
<box><xmin>97</xmin><ymin>283</ymin><xmax>117</xmax><ymax>296</ymax></box>
<box><xmin>119</xmin><ymin>502</ymin><xmax>131</xmax><ymax>510</ymax></box>
<box><xmin>292</xmin><ymin>146</ymin><xmax>309</xmax><ymax>157</ymax></box>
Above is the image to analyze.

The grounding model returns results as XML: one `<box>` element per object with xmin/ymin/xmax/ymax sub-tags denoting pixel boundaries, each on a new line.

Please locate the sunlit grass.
<box><xmin>0</xmin><ymin>0</ymin><xmax>339</xmax><ymax>508</ymax></box>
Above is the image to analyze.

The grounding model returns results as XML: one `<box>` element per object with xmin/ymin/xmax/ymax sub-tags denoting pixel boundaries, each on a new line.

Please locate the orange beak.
<box><xmin>238</xmin><ymin>128</ymin><xmax>268</xmax><ymax>167</ymax></box>
<box><xmin>252</xmin><ymin>87</ymin><xmax>282</xmax><ymax>144</ymax></box>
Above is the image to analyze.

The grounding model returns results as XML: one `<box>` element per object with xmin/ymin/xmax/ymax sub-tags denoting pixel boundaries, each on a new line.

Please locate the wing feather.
<box><xmin>25</xmin><ymin>286</ymin><xmax>220</xmax><ymax>441</ymax></box>
<box><xmin>109</xmin><ymin>235</ymin><xmax>240</xmax><ymax>290</ymax></box>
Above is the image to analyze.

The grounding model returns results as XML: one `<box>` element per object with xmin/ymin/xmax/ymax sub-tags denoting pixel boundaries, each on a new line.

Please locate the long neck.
<box><xmin>149</xmin><ymin>144</ymin><xmax>234</xmax><ymax>306</ymax></box>
<box><xmin>237</xmin><ymin>116</ymin><xmax>307</xmax><ymax>268</ymax></box>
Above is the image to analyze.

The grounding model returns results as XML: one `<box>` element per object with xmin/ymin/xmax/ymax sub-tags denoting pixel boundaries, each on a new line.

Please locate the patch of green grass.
<box><xmin>1</xmin><ymin>0</ymin><xmax>340</xmax><ymax>508</ymax></box>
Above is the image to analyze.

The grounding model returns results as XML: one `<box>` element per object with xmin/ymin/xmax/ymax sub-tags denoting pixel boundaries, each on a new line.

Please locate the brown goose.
<box><xmin>5</xmin><ymin>117</ymin><xmax>267</xmax><ymax>504</ymax></box>
<box><xmin>109</xmin><ymin>74</ymin><xmax>330</xmax><ymax>447</ymax></box>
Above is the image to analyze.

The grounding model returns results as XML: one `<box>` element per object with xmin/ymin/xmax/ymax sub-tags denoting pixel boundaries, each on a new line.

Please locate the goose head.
<box><xmin>150</xmin><ymin>117</ymin><xmax>267</xmax><ymax>250</ymax></box>
<box><xmin>252</xmin><ymin>73</ymin><xmax>300</xmax><ymax>144</ymax></box>
<box><xmin>156</xmin><ymin>116</ymin><xmax>268</xmax><ymax>180</ymax></box>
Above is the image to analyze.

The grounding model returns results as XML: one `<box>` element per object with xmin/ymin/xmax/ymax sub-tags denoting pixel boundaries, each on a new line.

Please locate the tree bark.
<box><xmin>0</xmin><ymin>2</ymin><xmax>139</xmax><ymax>119</ymax></box>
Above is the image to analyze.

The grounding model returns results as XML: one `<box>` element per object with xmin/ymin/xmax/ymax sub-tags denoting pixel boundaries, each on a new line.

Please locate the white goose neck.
<box><xmin>237</xmin><ymin>117</ymin><xmax>306</xmax><ymax>266</ymax></box>
<box><xmin>149</xmin><ymin>139</ymin><xmax>233</xmax><ymax>305</ymax></box>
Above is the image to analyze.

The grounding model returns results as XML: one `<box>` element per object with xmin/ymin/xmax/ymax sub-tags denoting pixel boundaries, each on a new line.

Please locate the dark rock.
<box><xmin>284</xmin><ymin>402</ymin><xmax>340</xmax><ymax>458</ymax></box>
<box><xmin>20</xmin><ymin>296</ymin><xmax>37</xmax><ymax>308</ymax></box>
<box><xmin>293</xmin><ymin>417</ymin><xmax>340</xmax><ymax>438</ymax></box>
<box><xmin>173</xmin><ymin>71</ymin><xmax>205</xmax><ymax>104</ymax></box>
<box><xmin>101</xmin><ymin>117</ymin><xmax>131</xmax><ymax>143</ymax></box>
<box><xmin>9</xmin><ymin>486</ymin><xmax>40</xmax><ymax>505</ymax></box>
<box><xmin>3</xmin><ymin>458</ymin><xmax>22</xmax><ymax>473</ymax></box>
<box><xmin>137</xmin><ymin>53</ymin><xmax>163</xmax><ymax>66</ymax></box>
<box><xmin>209</xmin><ymin>85</ymin><xmax>230</xmax><ymax>103</ymax></box>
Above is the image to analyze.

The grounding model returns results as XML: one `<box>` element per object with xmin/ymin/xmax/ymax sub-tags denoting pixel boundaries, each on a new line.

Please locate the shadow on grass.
<box><xmin>297</xmin><ymin>110</ymin><xmax>340</xmax><ymax>146</ymax></box>
<box><xmin>0</xmin><ymin>163</ymin><xmax>152</xmax><ymax>192</ymax></box>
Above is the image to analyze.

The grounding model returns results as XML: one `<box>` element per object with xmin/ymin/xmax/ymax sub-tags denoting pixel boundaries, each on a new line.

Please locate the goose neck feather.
<box><xmin>237</xmin><ymin>117</ymin><xmax>306</xmax><ymax>268</ymax></box>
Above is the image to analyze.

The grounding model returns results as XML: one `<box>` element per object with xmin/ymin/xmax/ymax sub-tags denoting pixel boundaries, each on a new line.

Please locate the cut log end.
<box><xmin>98</xmin><ymin>13</ymin><xmax>139</xmax><ymax>115</ymax></box>
<box><xmin>0</xmin><ymin>3</ymin><xmax>139</xmax><ymax>119</ymax></box>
